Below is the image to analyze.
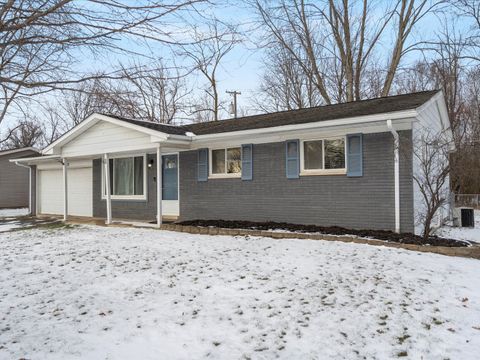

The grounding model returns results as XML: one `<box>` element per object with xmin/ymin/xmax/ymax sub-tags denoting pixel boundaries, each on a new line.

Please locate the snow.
<box><xmin>437</xmin><ymin>210</ymin><xmax>480</xmax><ymax>243</ymax></box>
<box><xmin>0</xmin><ymin>226</ymin><xmax>479</xmax><ymax>360</ymax></box>
<box><xmin>0</xmin><ymin>208</ymin><xmax>31</xmax><ymax>233</ymax></box>
<box><xmin>0</xmin><ymin>208</ymin><xmax>28</xmax><ymax>218</ymax></box>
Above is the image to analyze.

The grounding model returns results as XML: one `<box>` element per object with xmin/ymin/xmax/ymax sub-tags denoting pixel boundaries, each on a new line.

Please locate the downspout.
<box><xmin>387</xmin><ymin>120</ymin><xmax>401</xmax><ymax>234</ymax></box>
<box><xmin>15</xmin><ymin>162</ymin><xmax>32</xmax><ymax>216</ymax></box>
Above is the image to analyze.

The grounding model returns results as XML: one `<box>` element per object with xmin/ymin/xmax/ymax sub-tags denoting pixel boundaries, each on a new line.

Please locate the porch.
<box><xmin>41</xmin><ymin>144</ymin><xmax>183</xmax><ymax>228</ymax></box>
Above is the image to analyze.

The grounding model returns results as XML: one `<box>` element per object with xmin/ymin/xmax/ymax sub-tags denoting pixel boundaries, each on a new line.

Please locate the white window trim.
<box><xmin>209</xmin><ymin>147</ymin><xmax>241</xmax><ymax>179</ymax></box>
<box><xmin>300</xmin><ymin>136</ymin><xmax>347</xmax><ymax>176</ymax></box>
<box><xmin>101</xmin><ymin>154</ymin><xmax>147</xmax><ymax>200</ymax></box>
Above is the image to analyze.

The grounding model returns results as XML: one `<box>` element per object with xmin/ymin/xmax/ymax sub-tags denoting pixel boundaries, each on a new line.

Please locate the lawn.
<box><xmin>0</xmin><ymin>225</ymin><xmax>479</xmax><ymax>359</ymax></box>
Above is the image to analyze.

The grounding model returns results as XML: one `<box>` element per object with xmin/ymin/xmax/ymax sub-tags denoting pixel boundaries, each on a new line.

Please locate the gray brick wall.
<box><xmin>0</xmin><ymin>150</ymin><xmax>37</xmax><ymax>208</ymax></box>
<box><xmin>179</xmin><ymin>131</ymin><xmax>414</xmax><ymax>233</ymax></box>
<box><xmin>92</xmin><ymin>155</ymin><xmax>157</xmax><ymax>221</ymax></box>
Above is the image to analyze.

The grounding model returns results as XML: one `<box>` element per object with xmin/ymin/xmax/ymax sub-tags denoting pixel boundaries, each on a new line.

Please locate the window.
<box><xmin>103</xmin><ymin>156</ymin><xmax>146</xmax><ymax>199</ymax></box>
<box><xmin>210</xmin><ymin>147</ymin><xmax>241</xmax><ymax>177</ymax></box>
<box><xmin>302</xmin><ymin>138</ymin><xmax>346</xmax><ymax>174</ymax></box>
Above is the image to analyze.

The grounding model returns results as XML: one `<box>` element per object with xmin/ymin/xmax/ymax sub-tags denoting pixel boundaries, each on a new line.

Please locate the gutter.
<box><xmin>9</xmin><ymin>154</ymin><xmax>62</xmax><ymax>165</ymax></box>
<box><xmin>387</xmin><ymin>120</ymin><xmax>401</xmax><ymax>234</ymax></box>
<box><xmin>192</xmin><ymin>109</ymin><xmax>418</xmax><ymax>142</ymax></box>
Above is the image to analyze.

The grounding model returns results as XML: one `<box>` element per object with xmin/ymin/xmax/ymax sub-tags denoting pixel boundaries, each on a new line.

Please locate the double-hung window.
<box><xmin>301</xmin><ymin>137</ymin><xmax>346</xmax><ymax>175</ymax></box>
<box><xmin>103</xmin><ymin>155</ymin><xmax>146</xmax><ymax>199</ymax></box>
<box><xmin>210</xmin><ymin>147</ymin><xmax>241</xmax><ymax>177</ymax></box>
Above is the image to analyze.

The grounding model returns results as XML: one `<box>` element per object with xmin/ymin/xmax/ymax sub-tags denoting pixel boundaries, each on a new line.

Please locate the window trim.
<box><xmin>101</xmin><ymin>154</ymin><xmax>147</xmax><ymax>200</ymax></box>
<box><xmin>300</xmin><ymin>137</ymin><xmax>347</xmax><ymax>176</ymax></box>
<box><xmin>209</xmin><ymin>147</ymin><xmax>242</xmax><ymax>179</ymax></box>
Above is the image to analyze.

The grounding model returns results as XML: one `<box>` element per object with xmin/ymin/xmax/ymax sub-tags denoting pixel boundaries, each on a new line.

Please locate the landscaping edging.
<box><xmin>160</xmin><ymin>223</ymin><xmax>480</xmax><ymax>260</ymax></box>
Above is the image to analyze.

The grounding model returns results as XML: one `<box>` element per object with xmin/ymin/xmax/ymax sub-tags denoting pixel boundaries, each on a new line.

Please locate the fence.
<box><xmin>455</xmin><ymin>194</ymin><xmax>480</xmax><ymax>209</ymax></box>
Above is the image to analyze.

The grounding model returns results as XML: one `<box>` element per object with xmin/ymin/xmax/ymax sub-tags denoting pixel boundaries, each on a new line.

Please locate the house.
<box><xmin>0</xmin><ymin>147</ymin><xmax>39</xmax><ymax>211</ymax></box>
<box><xmin>11</xmin><ymin>90</ymin><xmax>452</xmax><ymax>234</ymax></box>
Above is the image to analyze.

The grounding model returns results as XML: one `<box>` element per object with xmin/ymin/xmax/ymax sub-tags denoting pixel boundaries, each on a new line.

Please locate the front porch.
<box><xmin>59</xmin><ymin>144</ymin><xmax>182</xmax><ymax>228</ymax></box>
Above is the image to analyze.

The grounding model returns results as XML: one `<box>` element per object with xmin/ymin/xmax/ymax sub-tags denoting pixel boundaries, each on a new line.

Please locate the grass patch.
<box><xmin>37</xmin><ymin>222</ymin><xmax>76</xmax><ymax>230</ymax></box>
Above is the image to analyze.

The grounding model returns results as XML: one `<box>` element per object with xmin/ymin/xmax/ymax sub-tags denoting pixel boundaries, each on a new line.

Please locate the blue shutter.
<box><xmin>197</xmin><ymin>148</ymin><xmax>208</xmax><ymax>181</ymax></box>
<box><xmin>347</xmin><ymin>134</ymin><xmax>363</xmax><ymax>177</ymax></box>
<box><xmin>241</xmin><ymin>144</ymin><xmax>253</xmax><ymax>180</ymax></box>
<box><xmin>285</xmin><ymin>140</ymin><xmax>300</xmax><ymax>179</ymax></box>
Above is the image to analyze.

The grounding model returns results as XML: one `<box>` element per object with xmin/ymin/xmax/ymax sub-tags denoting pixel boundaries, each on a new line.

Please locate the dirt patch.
<box><xmin>177</xmin><ymin>219</ymin><xmax>468</xmax><ymax>247</ymax></box>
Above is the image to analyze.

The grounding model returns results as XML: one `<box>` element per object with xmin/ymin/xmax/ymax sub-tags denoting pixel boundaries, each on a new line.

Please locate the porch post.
<box><xmin>62</xmin><ymin>158</ymin><xmax>68</xmax><ymax>221</ymax></box>
<box><xmin>387</xmin><ymin>120</ymin><xmax>401</xmax><ymax>233</ymax></box>
<box><xmin>104</xmin><ymin>153</ymin><xmax>112</xmax><ymax>225</ymax></box>
<box><xmin>156</xmin><ymin>144</ymin><xmax>162</xmax><ymax>228</ymax></box>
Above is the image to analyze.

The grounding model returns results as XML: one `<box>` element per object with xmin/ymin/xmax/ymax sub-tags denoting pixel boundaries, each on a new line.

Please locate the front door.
<box><xmin>162</xmin><ymin>154</ymin><xmax>179</xmax><ymax>216</ymax></box>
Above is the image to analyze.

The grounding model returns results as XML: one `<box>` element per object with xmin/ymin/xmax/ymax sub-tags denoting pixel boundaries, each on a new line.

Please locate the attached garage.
<box><xmin>37</xmin><ymin>161</ymin><xmax>93</xmax><ymax>217</ymax></box>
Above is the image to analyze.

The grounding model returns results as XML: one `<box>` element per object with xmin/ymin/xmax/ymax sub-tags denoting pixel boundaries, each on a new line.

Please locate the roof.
<box><xmin>100</xmin><ymin>90</ymin><xmax>439</xmax><ymax>136</ymax></box>
<box><xmin>99</xmin><ymin>114</ymin><xmax>190</xmax><ymax>136</ymax></box>
<box><xmin>0</xmin><ymin>147</ymin><xmax>39</xmax><ymax>158</ymax></box>
<box><xmin>185</xmin><ymin>90</ymin><xmax>440</xmax><ymax>135</ymax></box>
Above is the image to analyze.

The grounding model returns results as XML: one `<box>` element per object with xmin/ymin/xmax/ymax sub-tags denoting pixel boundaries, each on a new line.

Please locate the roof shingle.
<box><xmin>104</xmin><ymin>90</ymin><xmax>439</xmax><ymax>136</ymax></box>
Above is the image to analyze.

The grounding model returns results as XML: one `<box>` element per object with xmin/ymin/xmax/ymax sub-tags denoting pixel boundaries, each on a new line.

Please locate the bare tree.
<box><xmin>253</xmin><ymin>0</ymin><xmax>443</xmax><ymax>105</ymax></box>
<box><xmin>58</xmin><ymin>79</ymin><xmax>138</xmax><ymax>131</ymax></box>
<box><xmin>122</xmin><ymin>62</ymin><xmax>190</xmax><ymax>124</ymax></box>
<box><xmin>255</xmin><ymin>41</ymin><xmax>321</xmax><ymax>112</ymax></box>
<box><xmin>411</xmin><ymin>128</ymin><xmax>453</xmax><ymax>241</ymax></box>
<box><xmin>179</xmin><ymin>19</ymin><xmax>241</xmax><ymax>121</ymax></box>
<box><xmin>393</xmin><ymin>21</ymin><xmax>480</xmax><ymax>194</ymax></box>
<box><xmin>451</xmin><ymin>0</ymin><xmax>480</xmax><ymax>60</ymax></box>
<box><xmin>1</xmin><ymin>119</ymin><xmax>44</xmax><ymax>149</ymax></box>
<box><xmin>0</xmin><ymin>0</ymin><xmax>206</xmax><ymax>127</ymax></box>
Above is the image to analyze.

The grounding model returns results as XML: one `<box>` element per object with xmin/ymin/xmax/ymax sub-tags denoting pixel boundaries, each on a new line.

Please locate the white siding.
<box><xmin>412</xmin><ymin>97</ymin><xmax>451</xmax><ymax>235</ymax></box>
<box><xmin>62</xmin><ymin>121</ymin><xmax>152</xmax><ymax>157</ymax></box>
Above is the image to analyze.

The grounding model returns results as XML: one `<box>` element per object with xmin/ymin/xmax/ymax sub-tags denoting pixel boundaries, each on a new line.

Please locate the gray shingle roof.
<box><xmin>104</xmin><ymin>90</ymin><xmax>439</xmax><ymax>136</ymax></box>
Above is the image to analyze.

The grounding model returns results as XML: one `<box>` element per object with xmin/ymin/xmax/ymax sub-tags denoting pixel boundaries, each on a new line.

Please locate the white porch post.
<box><xmin>62</xmin><ymin>158</ymin><xmax>68</xmax><ymax>221</ymax></box>
<box><xmin>156</xmin><ymin>144</ymin><xmax>162</xmax><ymax>228</ymax></box>
<box><xmin>104</xmin><ymin>153</ymin><xmax>112</xmax><ymax>225</ymax></box>
<box><xmin>387</xmin><ymin>120</ymin><xmax>401</xmax><ymax>233</ymax></box>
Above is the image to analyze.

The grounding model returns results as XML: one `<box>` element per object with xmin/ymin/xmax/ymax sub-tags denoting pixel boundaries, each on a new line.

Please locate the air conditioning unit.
<box><xmin>452</xmin><ymin>207</ymin><xmax>475</xmax><ymax>228</ymax></box>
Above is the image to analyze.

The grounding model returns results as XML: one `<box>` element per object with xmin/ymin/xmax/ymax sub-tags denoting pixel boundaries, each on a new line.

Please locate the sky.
<box><xmin>1</xmin><ymin>0</ymin><xmax>477</xmax><ymax>131</ymax></box>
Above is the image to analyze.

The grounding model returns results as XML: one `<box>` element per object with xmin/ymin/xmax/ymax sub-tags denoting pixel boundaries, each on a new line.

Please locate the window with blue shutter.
<box><xmin>241</xmin><ymin>144</ymin><xmax>253</xmax><ymax>180</ymax></box>
<box><xmin>197</xmin><ymin>148</ymin><xmax>208</xmax><ymax>181</ymax></box>
<box><xmin>347</xmin><ymin>134</ymin><xmax>363</xmax><ymax>177</ymax></box>
<box><xmin>285</xmin><ymin>140</ymin><xmax>300</xmax><ymax>179</ymax></box>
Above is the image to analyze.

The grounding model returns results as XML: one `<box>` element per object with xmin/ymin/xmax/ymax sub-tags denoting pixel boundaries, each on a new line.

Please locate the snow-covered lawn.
<box><xmin>437</xmin><ymin>210</ymin><xmax>480</xmax><ymax>243</ymax></box>
<box><xmin>0</xmin><ymin>208</ymin><xmax>28</xmax><ymax>218</ymax></box>
<box><xmin>1</xmin><ymin>226</ymin><xmax>479</xmax><ymax>360</ymax></box>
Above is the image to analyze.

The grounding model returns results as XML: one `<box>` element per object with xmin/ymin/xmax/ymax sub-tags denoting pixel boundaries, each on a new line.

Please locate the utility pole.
<box><xmin>226</xmin><ymin>90</ymin><xmax>241</xmax><ymax>118</ymax></box>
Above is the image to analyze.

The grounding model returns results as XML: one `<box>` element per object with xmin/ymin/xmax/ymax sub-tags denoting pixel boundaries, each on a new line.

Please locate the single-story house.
<box><xmin>1</xmin><ymin>147</ymin><xmax>39</xmax><ymax>211</ymax></box>
<box><xmin>12</xmin><ymin>90</ymin><xmax>452</xmax><ymax>234</ymax></box>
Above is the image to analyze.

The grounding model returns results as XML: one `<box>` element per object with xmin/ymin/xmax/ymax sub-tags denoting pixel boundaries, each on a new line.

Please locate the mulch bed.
<box><xmin>177</xmin><ymin>219</ymin><xmax>469</xmax><ymax>247</ymax></box>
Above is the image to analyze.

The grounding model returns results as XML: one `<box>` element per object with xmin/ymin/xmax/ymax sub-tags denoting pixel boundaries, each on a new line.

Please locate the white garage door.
<box><xmin>39</xmin><ymin>167</ymin><xmax>93</xmax><ymax>217</ymax></box>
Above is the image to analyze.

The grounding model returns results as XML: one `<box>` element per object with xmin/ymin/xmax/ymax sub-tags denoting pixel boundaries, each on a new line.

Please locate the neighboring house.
<box><xmin>0</xmin><ymin>147</ymin><xmax>39</xmax><ymax>211</ymax></box>
<box><xmin>12</xmin><ymin>90</ymin><xmax>453</xmax><ymax>234</ymax></box>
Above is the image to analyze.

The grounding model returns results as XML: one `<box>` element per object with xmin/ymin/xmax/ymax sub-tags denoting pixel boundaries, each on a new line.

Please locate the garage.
<box><xmin>38</xmin><ymin>163</ymin><xmax>93</xmax><ymax>217</ymax></box>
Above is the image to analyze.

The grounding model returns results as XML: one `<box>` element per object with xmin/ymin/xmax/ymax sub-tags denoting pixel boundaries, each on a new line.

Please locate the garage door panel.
<box><xmin>39</xmin><ymin>170</ymin><xmax>63</xmax><ymax>215</ymax></box>
<box><xmin>39</xmin><ymin>166</ymin><xmax>92</xmax><ymax>217</ymax></box>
